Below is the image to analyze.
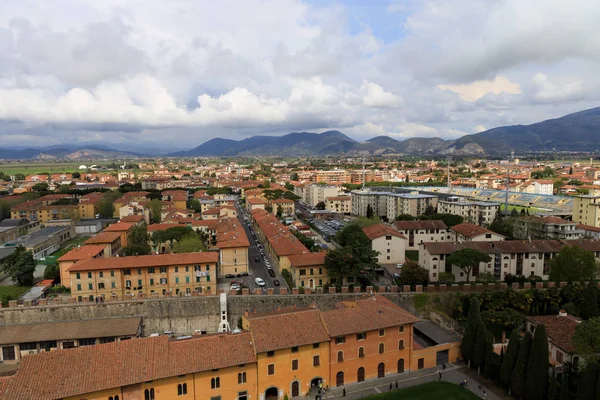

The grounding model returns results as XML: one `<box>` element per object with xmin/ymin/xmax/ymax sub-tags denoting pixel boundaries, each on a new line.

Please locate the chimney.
<box><xmin>558</xmin><ymin>309</ymin><xmax>567</xmax><ymax>317</ymax></box>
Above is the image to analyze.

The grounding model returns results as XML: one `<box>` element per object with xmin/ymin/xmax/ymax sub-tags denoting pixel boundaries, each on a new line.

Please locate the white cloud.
<box><xmin>474</xmin><ymin>125</ymin><xmax>487</xmax><ymax>133</ymax></box>
<box><xmin>438</xmin><ymin>76</ymin><xmax>521</xmax><ymax>102</ymax></box>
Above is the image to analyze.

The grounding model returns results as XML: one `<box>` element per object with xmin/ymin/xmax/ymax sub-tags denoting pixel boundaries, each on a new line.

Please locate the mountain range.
<box><xmin>1</xmin><ymin>107</ymin><xmax>599</xmax><ymax>159</ymax></box>
<box><xmin>171</xmin><ymin>106</ymin><xmax>600</xmax><ymax>157</ymax></box>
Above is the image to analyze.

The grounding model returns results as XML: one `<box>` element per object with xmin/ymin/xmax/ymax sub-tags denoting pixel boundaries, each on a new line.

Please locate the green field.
<box><xmin>0</xmin><ymin>286</ymin><xmax>32</xmax><ymax>299</ymax></box>
<box><xmin>501</xmin><ymin>204</ymin><xmax>548</xmax><ymax>214</ymax></box>
<box><xmin>0</xmin><ymin>162</ymin><xmax>91</xmax><ymax>175</ymax></box>
<box><xmin>363</xmin><ymin>382</ymin><xmax>479</xmax><ymax>400</ymax></box>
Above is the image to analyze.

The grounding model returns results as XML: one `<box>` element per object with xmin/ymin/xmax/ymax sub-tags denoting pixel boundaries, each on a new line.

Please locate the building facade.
<box><xmin>437</xmin><ymin>197</ymin><xmax>499</xmax><ymax>226</ymax></box>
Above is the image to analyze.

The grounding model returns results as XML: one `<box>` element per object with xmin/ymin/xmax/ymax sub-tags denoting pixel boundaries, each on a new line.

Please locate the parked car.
<box><xmin>230</xmin><ymin>283</ymin><xmax>240</xmax><ymax>291</ymax></box>
<box><xmin>237</xmin><ymin>272</ymin><xmax>249</xmax><ymax>277</ymax></box>
<box><xmin>255</xmin><ymin>277</ymin><xmax>266</xmax><ymax>286</ymax></box>
<box><xmin>225</xmin><ymin>273</ymin><xmax>235</xmax><ymax>278</ymax></box>
<box><xmin>273</xmin><ymin>279</ymin><xmax>280</xmax><ymax>286</ymax></box>
<box><xmin>396</xmin><ymin>263</ymin><xmax>404</xmax><ymax>269</ymax></box>
<box><xmin>267</xmin><ymin>268</ymin><xmax>276</xmax><ymax>278</ymax></box>
<box><xmin>254</xmin><ymin>257</ymin><xmax>260</xmax><ymax>262</ymax></box>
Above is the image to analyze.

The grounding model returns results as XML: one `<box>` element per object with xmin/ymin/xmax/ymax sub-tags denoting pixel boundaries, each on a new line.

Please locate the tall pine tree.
<box><xmin>472</xmin><ymin>322</ymin><xmax>488</xmax><ymax>373</ymax></box>
<box><xmin>511</xmin><ymin>332</ymin><xmax>532</xmax><ymax>398</ymax></box>
<box><xmin>548</xmin><ymin>370</ymin><xmax>558</xmax><ymax>400</ymax></box>
<box><xmin>461</xmin><ymin>298</ymin><xmax>482</xmax><ymax>366</ymax></box>
<box><xmin>501</xmin><ymin>330</ymin><xmax>521</xmax><ymax>389</ymax></box>
<box><xmin>580</xmin><ymin>282</ymin><xmax>599</xmax><ymax>320</ymax></box>
<box><xmin>525</xmin><ymin>325</ymin><xmax>549</xmax><ymax>400</ymax></box>
<box><xmin>576</xmin><ymin>359</ymin><xmax>599</xmax><ymax>400</ymax></box>
<box><xmin>484</xmin><ymin>332</ymin><xmax>495</xmax><ymax>380</ymax></box>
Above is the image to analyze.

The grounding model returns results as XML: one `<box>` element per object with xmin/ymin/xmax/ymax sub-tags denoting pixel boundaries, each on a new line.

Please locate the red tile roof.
<box><xmin>101</xmin><ymin>222</ymin><xmax>135</xmax><ymax>232</ymax></box>
<box><xmin>247</xmin><ymin>198</ymin><xmax>267</xmax><ymax>205</ymax></box>
<box><xmin>120</xmin><ymin>215</ymin><xmax>144</xmax><ymax>223</ymax></box>
<box><xmin>84</xmin><ymin>231</ymin><xmax>122</xmax><ymax>244</ymax></box>
<box><xmin>363</xmin><ymin>224</ymin><xmax>406</xmax><ymax>240</ymax></box>
<box><xmin>247</xmin><ymin>309</ymin><xmax>330</xmax><ymax>353</ymax></box>
<box><xmin>451</xmin><ymin>222</ymin><xmax>500</xmax><ymax>238</ymax></box>
<box><xmin>527</xmin><ymin>314</ymin><xmax>581</xmax><ymax>354</ymax></box>
<box><xmin>394</xmin><ymin>220</ymin><xmax>448</xmax><ymax>231</ymax></box>
<box><xmin>288</xmin><ymin>252</ymin><xmax>326</xmax><ymax>267</ymax></box>
<box><xmin>421</xmin><ymin>241</ymin><xmax>496</xmax><ymax>255</ymax></box>
<box><xmin>67</xmin><ymin>253</ymin><xmax>219</xmax><ymax>272</ymax></box>
<box><xmin>493</xmin><ymin>240</ymin><xmax>563</xmax><ymax>254</ymax></box>
<box><xmin>4</xmin><ymin>333</ymin><xmax>256</xmax><ymax>400</ymax></box>
<box><xmin>321</xmin><ymin>296</ymin><xmax>419</xmax><ymax>337</ymax></box>
<box><xmin>57</xmin><ymin>245</ymin><xmax>106</xmax><ymax>262</ymax></box>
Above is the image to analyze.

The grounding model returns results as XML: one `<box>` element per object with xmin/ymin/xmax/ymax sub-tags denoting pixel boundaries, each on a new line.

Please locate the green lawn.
<box><xmin>0</xmin><ymin>286</ymin><xmax>32</xmax><ymax>299</ymax></box>
<box><xmin>0</xmin><ymin>162</ymin><xmax>91</xmax><ymax>175</ymax></box>
<box><xmin>363</xmin><ymin>382</ymin><xmax>479</xmax><ymax>400</ymax></box>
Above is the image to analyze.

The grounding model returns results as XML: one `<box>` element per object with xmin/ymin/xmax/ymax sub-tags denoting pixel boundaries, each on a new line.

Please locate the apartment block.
<box><xmin>437</xmin><ymin>197</ymin><xmax>499</xmax><ymax>226</ymax></box>
<box><xmin>288</xmin><ymin>252</ymin><xmax>329</xmax><ymax>288</ymax></box>
<box><xmin>362</xmin><ymin>224</ymin><xmax>407</xmax><ymax>265</ymax></box>
<box><xmin>325</xmin><ymin>195</ymin><xmax>351</xmax><ymax>214</ymax></box>
<box><xmin>314</xmin><ymin>170</ymin><xmax>351</xmax><ymax>184</ymax></box>
<box><xmin>385</xmin><ymin>193</ymin><xmax>438</xmax><ymax>220</ymax></box>
<box><xmin>419</xmin><ymin>242</ymin><xmax>496</xmax><ymax>282</ymax></box>
<box><xmin>305</xmin><ymin>184</ymin><xmax>340</xmax><ymax>207</ymax></box>
<box><xmin>572</xmin><ymin>195</ymin><xmax>600</xmax><ymax>227</ymax></box>
<box><xmin>394</xmin><ymin>220</ymin><xmax>451</xmax><ymax>250</ymax></box>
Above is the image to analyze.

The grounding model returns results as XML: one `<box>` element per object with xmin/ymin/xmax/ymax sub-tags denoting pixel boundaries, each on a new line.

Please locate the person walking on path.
<box><xmin>342</xmin><ymin>389</ymin><xmax>346</xmax><ymax>397</ymax></box>
<box><xmin>439</xmin><ymin>371</ymin><xmax>442</xmax><ymax>382</ymax></box>
<box><xmin>389</xmin><ymin>383</ymin><xmax>392</xmax><ymax>391</ymax></box>
<box><xmin>395</xmin><ymin>381</ymin><xmax>398</xmax><ymax>389</ymax></box>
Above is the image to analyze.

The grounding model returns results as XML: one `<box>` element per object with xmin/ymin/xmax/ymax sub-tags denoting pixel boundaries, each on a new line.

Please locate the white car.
<box><xmin>230</xmin><ymin>283</ymin><xmax>240</xmax><ymax>291</ymax></box>
<box><xmin>396</xmin><ymin>263</ymin><xmax>404</xmax><ymax>269</ymax></box>
<box><xmin>255</xmin><ymin>277</ymin><xmax>266</xmax><ymax>287</ymax></box>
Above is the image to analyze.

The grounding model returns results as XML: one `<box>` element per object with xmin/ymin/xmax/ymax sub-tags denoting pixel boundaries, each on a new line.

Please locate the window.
<box><xmin>79</xmin><ymin>338</ymin><xmax>96</xmax><ymax>346</ymax></box>
<box><xmin>2</xmin><ymin>346</ymin><xmax>15</xmax><ymax>361</ymax></box>
<box><xmin>88</xmin><ymin>283</ymin><xmax>93</xmax><ymax>290</ymax></box>
<box><xmin>175</xmin><ymin>266</ymin><xmax>179</xmax><ymax>273</ymax></box>
<box><xmin>100</xmin><ymin>337</ymin><xmax>115</xmax><ymax>344</ymax></box>
<box><xmin>210</xmin><ymin>397</ymin><xmax>222</xmax><ymax>400</ymax></box>
<box><xmin>238</xmin><ymin>391</ymin><xmax>248</xmax><ymax>400</ymax></box>
<box><xmin>160</xmin><ymin>266</ymin><xmax>167</xmax><ymax>273</ymax></box>
<box><xmin>76</xmin><ymin>272</ymin><xmax>80</xmax><ymax>279</ymax></box>
<box><xmin>386</xmin><ymin>235</ymin><xmax>392</xmax><ymax>240</ymax></box>
<box><xmin>111</xmin><ymin>282</ymin><xmax>116</xmax><ymax>289</ymax></box>
<box><xmin>379</xmin><ymin>329</ymin><xmax>385</xmax><ymax>337</ymax></box>
<box><xmin>126</xmin><ymin>280</ymin><xmax>132</xmax><ymax>288</ymax></box>
<box><xmin>358</xmin><ymin>347</ymin><xmax>365</xmax><ymax>358</ymax></box>
<box><xmin>313</xmin><ymin>343</ymin><xmax>320</xmax><ymax>349</ymax></box>
<box><xmin>137</xmin><ymin>269</ymin><xmax>142</xmax><ymax>275</ymax></box>
<box><xmin>76</xmin><ymin>284</ymin><xmax>82</xmax><ymax>291</ymax></box>
<box><xmin>291</xmin><ymin>346</ymin><xmax>299</xmax><ymax>353</ymax></box>
<box><xmin>186</xmin><ymin>276</ymin><xmax>190</xmax><ymax>283</ymax></box>
<box><xmin>109</xmin><ymin>396</ymin><xmax>120</xmax><ymax>400</ymax></box>
<box><xmin>124</xmin><ymin>269</ymin><xmax>131</xmax><ymax>276</ymax></box>
<box><xmin>237</xmin><ymin>371</ymin><xmax>247</xmax><ymax>384</ymax></box>
<box><xmin>111</xmin><ymin>270</ymin><xmax>115</xmax><ymax>277</ymax></box>
<box><xmin>398</xmin><ymin>339</ymin><xmax>405</xmax><ymax>350</ymax></box>
<box><xmin>98</xmin><ymin>282</ymin><xmax>105</xmax><ymax>289</ymax></box>
<box><xmin>299</xmin><ymin>269</ymin><xmax>306</xmax><ymax>276</ymax></box>
<box><xmin>148</xmin><ymin>267</ymin><xmax>155</xmax><ymax>274</ymax></box>
<box><xmin>175</xmin><ymin>277</ymin><xmax>180</xmax><ymax>284</ymax></box>
<box><xmin>206</xmin><ymin>264</ymin><xmax>210</xmax><ymax>271</ymax></box>
<box><xmin>144</xmin><ymin>388</ymin><xmax>155</xmax><ymax>400</ymax></box>
<box><xmin>177</xmin><ymin>383</ymin><xmax>188</xmax><ymax>396</ymax></box>
<box><xmin>357</xmin><ymin>332</ymin><xmax>366</xmax><ymax>341</ymax></box>
<box><xmin>88</xmin><ymin>272</ymin><xmax>92</xmax><ymax>279</ymax></box>
<box><xmin>211</xmin><ymin>377</ymin><xmax>220</xmax><ymax>389</ymax></box>
<box><xmin>418</xmin><ymin>358</ymin><xmax>424</xmax><ymax>370</ymax></box>
<box><xmin>20</xmin><ymin>343</ymin><xmax>37</xmax><ymax>351</ymax></box>
<box><xmin>267</xmin><ymin>351</ymin><xmax>275</xmax><ymax>357</ymax></box>
<box><xmin>337</xmin><ymin>351</ymin><xmax>344</xmax><ymax>362</ymax></box>
<box><xmin>313</xmin><ymin>355</ymin><xmax>320</xmax><ymax>367</ymax></box>
<box><xmin>99</xmin><ymin>272</ymin><xmax>104</xmax><ymax>278</ymax></box>
<box><xmin>292</xmin><ymin>359</ymin><xmax>299</xmax><ymax>370</ymax></box>
<box><xmin>379</xmin><ymin>343</ymin><xmax>385</xmax><ymax>354</ymax></box>
<box><xmin>268</xmin><ymin>364</ymin><xmax>275</xmax><ymax>375</ymax></box>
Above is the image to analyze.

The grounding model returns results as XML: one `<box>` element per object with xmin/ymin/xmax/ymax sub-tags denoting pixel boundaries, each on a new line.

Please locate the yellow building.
<box><xmin>573</xmin><ymin>195</ymin><xmax>600</xmax><ymax>227</ymax></box>
<box><xmin>272</xmin><ymin>199</ymin><xmax>295</xmax><ymax>217</ymax></box>
<box><xmin>288</xmin><ymin>253</ymin><xmax>329</xmax><ymax>289</ymax></box>
<box><xmin>57</xmin><ymin>245</ymin><xmax>108</xmax><ymax>288</ymax></box>
<box><xmin>78</xmin><ymin>192</ymin><xmax>104</xmax><ymax>219</ymax></box>
<box><xmin>67</xmin><ymin>253</ymin><xmax>218</xmax><ymax>301</ymax></box>
<box><xmin>325</xmin><ymin>195</ymin><xmax>352</xmax><ymax>214</ymax></box>
<box><xmin>84</xmin><ymin>231</ymin><xmax>123</xmax><ymax>256</ymax></box>
<box><xmin>215</xmin><ymin>219</ymin><xmax>250</xmax><ymax>276</ymax></box>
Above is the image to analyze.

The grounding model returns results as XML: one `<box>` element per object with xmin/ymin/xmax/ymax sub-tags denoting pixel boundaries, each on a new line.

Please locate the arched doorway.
<box><xmin>310</xmin><ymin>377</ymin><xmax>323</xmax><ymax>398</ymax></box>
<box><xmin>291</xmin><ymin>381</ymin><xmax>299</xmax><ymax>397</ymax></box>
<box><xmin>309</xmin><ymin>278</ymin><xmax>315</xmax><ymax>289</ymax></box>
<box><xmin>265</xmin><ymin>387</ymin><xmax>279</xmax><ymax>400</ymax></box>
<box><xmin>336</xmin><ymin>371</ymin><xmax>344</xmax><ymax>387</ymax></box>
<box><xmin>378</xmin><ymin>363</ymin><xmax>385</xmax><ymax>378</ymax></box>
<box><xmin>357</xmin><ymin>367</ymin><xmax>365</xmax><ymax>382</ymax></box>
<box><xmin>397</xmin><ymin>358</ymin><xmax>405</xmax><ymax>373</ymax></box>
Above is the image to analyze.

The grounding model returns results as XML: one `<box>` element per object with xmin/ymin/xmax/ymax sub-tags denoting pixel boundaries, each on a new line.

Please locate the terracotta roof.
<box><xmin>272</xmin><ymin>198</ymin><xmax>294</xmax><ymax>204</ymax></box>
<box><xmin>68</xmin><ymin>252</ymin><xmax>219</xmax><ymax>272</ymax></box>
<box><xmin>526</xmin><ymin>314</ymin><xmax>580</xmax><ymax>353</ymax></box>
<box><xmin>362</xmin><ymin>224</ymin><xmax>406</xmax><ymax>240</ymax></box>
<box><xmin>147</xmin><ymin>223</ymin><xmax>184</xmax><ymax>232</ymax></box>
<box><xmin>248</xmin><ymin>309</ymin><xmax>330</xmax><ymax>353</ymax></box>
<box><xmin>493</xmin><ymin>240</ymin><xmax>563</xmax><ymax>254</ymax></box>
<box><xmin>0</xmin><ymin>377</ymin><xmax>13</xmax><ymax>398</ymax></box>
<box><xmin>394</xmin><ymin>220</ymin><xmax>448</xmax><ymax>231</ymax></box>
<box><xmin>561</xmin><ymin>239</ymin><xmax>600</xmax><ymax>252</ymax></box>
<box><xmin>451</xmin><ymin>222</ymin><xmax>501</xmax><ymax>238</ymax></box>
<box><xmin>84</xmin><ymin>231</ymin><xmax>122</xmax><ymax>245</ymax></box>
<box><xmin>57</xmin><ymin>245</ymin><xmax>106</xmax><ymax>262</ymax></box>
<box><xmin>120</xmin><ymin>215</ymin><xmax>144</xmax><ymax>223</ymax></box>
<box><xmin>101</xmin><ymin>222</ymin><xmax>135</xmax><ymax>232</ymax></box>
<box><xmin>321</xmin><ymin>296</ymin><xmax>419</xmax><ymax>337</ymax></box>
<box><xmin>577</xmin><ymin>224</ymin><xmax>600</xmax><ymax>233</ymax></box>
<box><xmin>247</xmin><ymin>198</ymin><xmax>267</xmax><ymax>205</ymax></box>
<box><xmin>215</xmin><ymin>218</ymin><xmax>250</xmax><ymax>249</ymax></box>
<box><xmin>288</xmin><ymin>252</ymin><xmax>326</xmax><ymax>267</ymax></box>
<box><xmin>4</xmin><ymin>333</ymin><xmax>256</xmax><ymax>400</ymax></box>
<box><xmin>0</xmin><ymin>317</ymin><xmax>141</xmax><ymax>345</ymax></box>
<box><xmin>326</xmin><ymin>196</ymin><xmax>351</xmax><ymax>201</ymax></box>
<box><xmin>421</xmin><ymin>241</ymin><xmax>496</xmax><ymax>255</ymax></box>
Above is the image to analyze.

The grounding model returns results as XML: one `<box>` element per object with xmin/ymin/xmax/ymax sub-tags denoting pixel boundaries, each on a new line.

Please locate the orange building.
<box><xmin>84</xmin><ymin>231</ymin><xmax>123</xmax><ymax>256</ymax></box>
<box><xmin>100</xmin><ymin>222</ymin><xmax>136</xmax><ymax>247</ymax></box>
<box><xmin>57</xmin><ymin>245</ymin><xmax>107</xmax><ymax>288</ymax></box>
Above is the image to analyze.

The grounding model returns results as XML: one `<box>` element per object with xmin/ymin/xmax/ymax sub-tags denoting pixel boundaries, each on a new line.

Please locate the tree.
<box><xmin>500</xmin><ymin>330</ymin><xmax>521</xmax><ymax>389</ymax></box>
<box><xmin>120</xmin><ymin>225</ymin><xmax>152</xmax><ymax>256</ymax></box>
<box><xmin>44</xmin><ymin>262</ymin><xmax>60</xmax><ymax>281</ymax></box>
<box><xmin>484</xmin><ymin>332</ymin><xmax>495</xmax><ymax>380</ymax></box>
<box><xmin>419</xmin><ymin>213</ymin><xmax>464</xmax><ymax>227</ymax></box>
<box><xmin>398</xmin><ymin>263</ymin><xmax>429</xmax><ymax>286</ymax></box>
<box><xmin>186</xmin><ymin>199</ymin><xmax>202</xmax><ymax>213</ymax></box>
<box><xmin>525</xmin><ymin>324</ymin><xmax>549</xmax><ymax>400</ymax></box>
<box><xmin>472</xmin><ymin>322</ymin><xmax>488</xmax><ymax>372</ymax></box>
<box><xmin>325</xmin><ymin>247</ymin><xmax>357</xmax><ymax>286</ymax></box>
<box><xmin>580</xmin><ymin>281</ymin><xmax>599</xmax><ymax>319</ymax></box>
<box><xmin>550</xmin><ymin>245</ymin><xmax>598</xmax><ymax>284</ymax></box>
<box><xmin>72</xmin><ymin>172</ymin><xmax>81</xmax><ymax>179</ymax></box>
<box><xmin>569</xmin><ymin>166</ymin><xmax>574</xmax><ymax>175</ymax></box>
<box><xmin>149</xmin><ymin>199</ymin><xmax>163</xmax><ymax>223</ymax></box>
<box><xmin>573</xmin><ymin>317</ymin><xmax>600</xmax><ymax>356</ymax></box>
<box><xmin>14</xmin><ymin>173</ymin><xmax>25</xmax><ymax>181</ymax></box>
<box><xmin>172</xmin><ymin>234</ymin><xmax>207</xmax><ymax>253</ymax></box>
<box><xmin>31</xmin><ymin>182</ymin><xmax>49</xmax><ymax>193</ymax></box>
<box><xmin>0</xmin><ymin>246</ymin><xmax>36</xmax><ymax>286</ymax></box>
<box><xmin>366</xmin><ymin>204</ymin><xmax>374</xmax><ymax>219</ymax></box>
<box><xmin>548</xmin><ymin>370</ymin><xmax>558</xmax><ymax>400</ymax></box>
<box><xmin>276</xmin><ymin>205</ymin><xmax>283</xmax><ymax>219</ymax></box>
<box><xmin>290</xmin><ymin>173</ymin><xmax>299</xmax><ymax>181</ymax></box>
<box><xmin>576</xmin><ymin>359</ymin><xmax>598</xmax><ymax>400</ymax></box>
<box><xmin>462</xmin><ymin>298</ymin><xmax>482</xmax><ymax>366</ymax></box>
<box><xmin>511</xmin><ymin>332</ymin><xmax>532</xmax><ymax>399</ymax></box>
<box><xmin>447</xmin><ymin>248</ymin><xmax>492</xmax><ymax>282</ymax></box>
<box><xmin>97</xmin><ymin>191</ymin><xmax>120</xmax><ymax>218</ymax></box>
<box><xmin>558</xmin><ymin>368</ymin><xmax>570</xmax><ymax>400</ymax></box>
<box><xmin>395</xmin><ymin>214</ymin><xmax>415</xmax><ymax>221</ymax></box>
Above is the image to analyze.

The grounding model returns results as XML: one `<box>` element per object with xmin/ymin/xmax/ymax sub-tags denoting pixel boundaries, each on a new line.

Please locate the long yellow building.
<box><xmin>67</xmin><ymin>253</ymin><xmax>219</xmax><ymax>301</ymax></box>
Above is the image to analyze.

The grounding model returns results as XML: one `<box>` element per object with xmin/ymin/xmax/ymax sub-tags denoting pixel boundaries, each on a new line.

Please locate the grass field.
<box><xmin>363</xmin><ymin>382</ymin><xmax>479</xmax><ymax>400</ymax></box>
<box><xmin>501</xmin><ymin>205</ymin><xmax>548</xmax><ymax>214</ymax></box>
<box><xmin>0</xmin><ymin>162</ymin><xmax>90</xmax><ymax>175</ymax></box>
<box><xmin>0</xmin><ymin>286</ymin><xmax>32</xmax><ymax>299</ymax></box>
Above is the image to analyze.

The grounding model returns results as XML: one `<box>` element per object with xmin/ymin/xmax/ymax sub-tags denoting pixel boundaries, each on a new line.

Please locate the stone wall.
<box><xmin>0</xmin><ymin>293</ymin><xmax>414</xmax><ymax>335</ymax></box>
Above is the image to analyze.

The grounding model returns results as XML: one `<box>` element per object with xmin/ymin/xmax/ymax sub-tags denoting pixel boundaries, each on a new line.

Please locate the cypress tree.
<box><xmin>548</xmin><ymin>370</ymin><xmax>558</xmax><ymax>400</ymax></box>
<box><xmin>501</xmin><ymin>330</ymin><xmax>521</xmax><ymax>389</ymax></box>
<box><xmin>580</xmin><ymin>282</ymin><xmax>599</xmax><ymax>320</ymax></box>
<box><xmin>559</xmin><ymin>369</ymin><xmax>570</xmax><ymax>400</ymax></box>
<box><xmin>577</xmin><ymin>360</ymin><xmax>599</xmax><ymax>400</ymax></box>
<box><xmin>596</xmin><ymin>369</ymin><xmax>600</xmax><ymax>400</ymax></box>
<box><xmin>511</xmin><ymin>332</ymin><xmax>532</xmax><ymax>398</ymax></box>
<box><xmin>484</xmin><ymin>332</ymin><xmax>495</xmax><ymax>380</ymax></box>
<box><xmin>472</xmin><ymin>322</ymin><xmax>488</xmax><ymax>373</ymax></box>
<box><xmin>525</xmin><ymin>325</ymin><xmax>549</xmax><ymax>400</ymax></box>
<box><xmin>461</xmin><ymin>298</ymin><xmax>482</xmax><ymax>366</ymax></box>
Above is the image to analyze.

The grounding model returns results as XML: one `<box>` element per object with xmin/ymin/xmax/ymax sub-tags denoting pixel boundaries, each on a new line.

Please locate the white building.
<box><xmin>305</xmin><ymin>184</ymin><xmax>340</xmax><ymax>207</ymax></box>
<box><xmin>418</xmin><ymin>242</ymin><xmax>496</xmax><ymax>282</ymax></box>
<box><xmin>493</xmin><ymin>239</ymin><xmax>563</xmax><ymax>280</ymax></box>
<box><xmin>394</xmin><ymin>220</ymin><xmax>452</xmax><ymax>250</ymax></box>
<box><xmin>437</xmin><ymin>196</ymin><xmax>500</xmax><ymax>226</ymax></box>
<box><xmin>450</xmin><ymin>222</ymin><xmax>505</xmax><ymax>242</ymax></box>
<box><xmin>362</xmin><ymin>224</ymin><xmax>407</xmax><ymax>265</ymax></box>
<box><xmin>519</xmin><ymin>180</ymin><xmax>554</xmax><ymax>195</ymax></box>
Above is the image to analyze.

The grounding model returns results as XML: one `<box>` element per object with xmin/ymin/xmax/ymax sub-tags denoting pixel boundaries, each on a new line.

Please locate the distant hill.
<box><xmin>0</xmin><ymin>145</ymin><xmax>144</xmax><ymax>160</ymax></box>
<box><xmin>171</xmin><ymin>106</ymin><xmax>600</xmax><ymax>156</ymax></box>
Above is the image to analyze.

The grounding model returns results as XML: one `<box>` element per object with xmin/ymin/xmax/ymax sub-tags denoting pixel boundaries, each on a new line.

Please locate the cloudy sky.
<box><xmin>1</xmin><ymin>0</ymin><xmax>599</xmax><ymax>152</ymax></box>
